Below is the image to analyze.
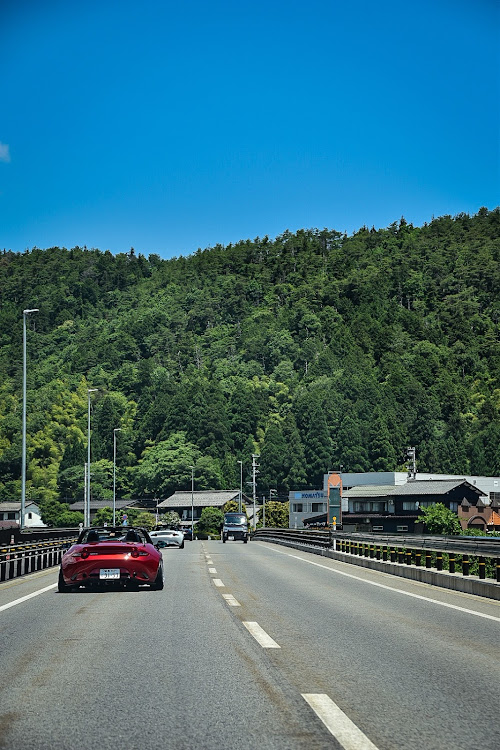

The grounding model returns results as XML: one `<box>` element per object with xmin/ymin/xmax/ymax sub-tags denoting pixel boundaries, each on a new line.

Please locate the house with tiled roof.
<box><xmin>297</xmin><ymin>470</ymin><xmax>500</xmax><ymax>531</ymax></box>
<box><xmin>0</xmin><ymin>501</ymin><xmax>46</xmax><ymax>529</ymax></box>
<box><xmin>342</xmin><ymin>479</ymin><xmax>489</xmax><ymax>533</ymax></box>
<box><xmin>157</xmin><ymin>490</ymin><xmax>251</xmax><ymax>524</ymax></box>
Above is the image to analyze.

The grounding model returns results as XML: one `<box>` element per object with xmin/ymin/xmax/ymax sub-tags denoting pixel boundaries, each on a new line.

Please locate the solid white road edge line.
<box><xmin>243</xmin><ymin>621</ymin><xmax>281</xmax><ymax>648</ymax></box>
<box><xmin>213</xmin><ymin>578</ymin><xmax>225</xmax><ymax>587</ymax></box>
<box><xmin>302</xmin><ymin>694</ymin><xmax>379</xmax><ymax>750</ymax></box>
<box><xmin>0</xmin><ymin>583</ymin><xmax>57</xmax><ymax>613</ymax></box>
<box><xmin>222</xmin><ymin>593</ymin><xmax>241</xmax><ymax>606</ymax></box>
<box><xmin>265</xmin><ymin>546</ymin><xmax>500</xmax><ymax>623</ymax></box>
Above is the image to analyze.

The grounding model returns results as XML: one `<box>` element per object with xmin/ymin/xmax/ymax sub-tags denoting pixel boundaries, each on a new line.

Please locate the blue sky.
<box><xmin>1</xmin><ymin>0</ymin><xmax>498</xmax><ymax>258</ymax></box>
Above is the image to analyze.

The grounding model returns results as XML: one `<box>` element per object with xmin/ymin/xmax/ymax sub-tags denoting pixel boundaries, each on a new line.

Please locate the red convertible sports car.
<box><xmin>58</xmin><ymin>526</ymin><xmax>164</xmax><ymax>592</ymax></box>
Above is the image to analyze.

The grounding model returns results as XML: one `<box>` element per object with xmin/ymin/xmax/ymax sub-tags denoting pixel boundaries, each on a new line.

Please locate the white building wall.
<box><xmin>24</xmin><ymin>505</ymin><xmax>46</xmax><ymax>527</ymax></box>
<box><xmin>288</xmin><ymin>490</ymin><xmax>326</xmax><ymax>529</ymax></box>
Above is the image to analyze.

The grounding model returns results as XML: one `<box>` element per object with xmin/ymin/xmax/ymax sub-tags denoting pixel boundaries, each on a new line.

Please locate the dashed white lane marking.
<box><xmin>213</xmin><ymin>578</ymin><xmax>225</xmax><ymax>587</ymax></box>
<box><xmin>222</xmin><ymin>593</ymin><xmax>241</xmax><ymax>607</ymax></box>
<box><xmin>302</xmin><ymin>694</ymin><xmax>379</xmax><ymax>750</ymax></box>
<box><xmin>208</xmin><ymin>567</ymin><xmax>217</xmax><ymax>574</ymax></box>
<box><xmin>206</xmin><ymin>559</ymin><xmax>213</xmax><ymax>565</ymax></box>
<box><xmin>266</xmin><ymin>546</ymin><xmax>500</xmax><ymax>623</ymax></box>
<box><xmin>0</xmin><ymin>583</ymin><xmax>57</xmax><ymax>613</ymax></box>
<box><xmin>243</xmin><ymin>621</ymin><xmax>281</xmax><ymax>648</ymax></box>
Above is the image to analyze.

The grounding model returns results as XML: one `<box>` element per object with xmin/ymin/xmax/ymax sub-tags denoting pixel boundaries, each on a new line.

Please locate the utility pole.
<box><xmin>237</xmin><ymin>460</ymin><xmax>243</xmax><ymax>513</ymax></box>
<box><xmin>190</xmin><ymin>465</ymin><xmax>195</xmax><ymax>541</ymax></box>
<box><xmin>251</xmin><ymin>454</ymin><xmax>259</xmax><ymax>530</ymax></box>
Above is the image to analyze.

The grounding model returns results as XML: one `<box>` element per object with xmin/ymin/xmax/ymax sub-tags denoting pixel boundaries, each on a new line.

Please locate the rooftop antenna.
<box><xmin>406</xmin><ymin>446</ymin><xmax>416</xmax><ymax>480</ymax></box>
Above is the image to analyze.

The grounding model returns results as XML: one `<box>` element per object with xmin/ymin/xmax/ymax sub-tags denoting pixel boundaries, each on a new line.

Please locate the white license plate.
<box><xmin>228</xmin><ymin>536</ymin><xmax>234</xmax><ymax>541</ymax></box>
<box><xmin>100</xmin><ymin>568</ymin><xmax>120</xmax><ymax>580</ymax></box>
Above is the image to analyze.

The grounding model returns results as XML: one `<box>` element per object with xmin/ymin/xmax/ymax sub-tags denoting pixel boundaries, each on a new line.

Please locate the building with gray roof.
<box><xmin>342</xmin><ymin>479</ymin><xmax>488</xmax><ymax>533</ymax></box>
<box><xmin>157</xmin><ymin>490</ymin><xmax>251</xmax><ymax>524</ymax></box>
<box><xmin>297</xmin><ymin>472</ymin><xmax>500</xmax><ymax>532</ymax></box>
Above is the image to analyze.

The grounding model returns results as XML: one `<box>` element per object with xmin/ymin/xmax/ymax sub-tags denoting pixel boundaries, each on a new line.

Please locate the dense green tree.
<box><xmin>223</xmin><ymin>500</ymin><xmax>247</xmax><ymax>515</ymax></box>
<box><xmin>368</xmin><ymin>408</ymin><xmax>397</xmax><ymax>471</ymax></box>
<box><xmin>258</xmin><ymin>422</ymin><xmax>288</xmax><ymax>491</ymax></box>
<box><xmin>124</xmin><ymin>508</ymin><xmax>156</xmax><ymax>530</ymax></box>
<box><xmin>38</xmin><ymin>498</ymin><xmax>84</xmax><ymax>527</ymax></box>
<box><xmin>134</xmin><ymin>433</ymin><xmax>199</xmax><ymax>498</ymax></box>
<box><xmin>0</xmin><ymin>208</ymin><xmax>499</xmax><ymax>512</ymax></box>
<box><xmin>296</xmin><ymin>395</ymin><xmax>333</xmax><ymax>487</ymax></box>
<box><xmin>92</xmin><ymin>395</ymin><xmax>124</xmax><ymax>461</ymax></box>
<box><xmin>281</xmin><ymin>414</ymin><xmax>307</xmax><ymax>491</ymax></box>
<box><xmin>417</xmin><ymin>503</ymin><xmax>462</xmax><ymax>535</ymax></box>
<box><xmin>261</xmin><ymin>500</ymin><xmax>289</xmax><ymax>528</ymax></box>
<box><xmin>227</xmin><ymin>385</ymin><xmax>261</xmax><ymax>453</ymax></box>
<box><xmin>134</xmin><ymin>432</ymin><xmax>223</xmax><ymax>498</ymax></box>
<box><xmin>93</xmin><ymin>507</ymin><xmax>114</xmax><ymax>526</ymax></box>
<box><xmin>196</xmin><ymin>507</ymin><xmax>224</xmax><ymax>536</ymax></box>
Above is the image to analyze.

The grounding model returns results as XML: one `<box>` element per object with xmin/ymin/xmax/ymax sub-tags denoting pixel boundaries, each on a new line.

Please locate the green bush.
<box><xmin>197</xmin><ymin>507</ymin><xmax>224</xmax><ymax>536</ymax></box>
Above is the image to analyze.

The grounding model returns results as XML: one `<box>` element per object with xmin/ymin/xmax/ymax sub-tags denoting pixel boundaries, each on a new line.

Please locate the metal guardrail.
<box><xmin>253</xmin><ymin>528</ymin><xmax>500</xmax><ymax>582</ymax></box>
<box><xmin>0</xmin><ymin>537</ymin><xmax>77</xmax><ymax>583</ymax></box>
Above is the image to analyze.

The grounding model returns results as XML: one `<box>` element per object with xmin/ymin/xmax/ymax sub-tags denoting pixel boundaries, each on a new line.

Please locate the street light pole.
<box><xmin>84</xmin><ymin>463</ymin><xmax>87</xmax><ymax>527</ymax></box>
<box><xmin>190</xmin><ymin>466</ymin><xmax>195</xmax><ymax>540</ymax></box>
<box><xmin>237</xmin><ymin>460</ymin><xmax>243</xmax><ymax>513</ymax></box>
<box><xmin>21</xmin><ymin>308</ymin><xmax>38</xmax><ymax>531</ymax></box>
<box><xmin>87</xmin><ymin>388</ymin><xmax>98</xmax><ymax>527</ymax></box>
<box><xmin>113</xmin><ymin>428</ymin><xmax>122</xmax><ymax>526</ymax></box>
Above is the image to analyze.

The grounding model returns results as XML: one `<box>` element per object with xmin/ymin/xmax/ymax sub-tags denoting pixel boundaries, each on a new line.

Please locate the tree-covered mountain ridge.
<box><xmin>0</xmin><ymin>208</ymin><xmax>499</xmax><ymax>521</ymax></box>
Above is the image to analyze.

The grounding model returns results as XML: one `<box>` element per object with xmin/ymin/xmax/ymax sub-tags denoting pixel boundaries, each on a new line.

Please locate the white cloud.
<box><xmin>0</xmin><ymin>142</ymin><xmax>11</xmax><ymax>162</ymax></box>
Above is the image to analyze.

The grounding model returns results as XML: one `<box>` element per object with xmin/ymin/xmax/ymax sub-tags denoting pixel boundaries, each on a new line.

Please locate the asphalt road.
<box><xmin>1</xmin><ymin>539</ymin><xmax>499</xmax><ymax>750</ymax></box>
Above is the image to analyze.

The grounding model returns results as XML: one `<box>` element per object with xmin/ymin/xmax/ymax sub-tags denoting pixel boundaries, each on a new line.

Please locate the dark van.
<box><xmin>222</xmin><ymin>512</ymin><xmax>248</xmax><ymax>543</ymax></box>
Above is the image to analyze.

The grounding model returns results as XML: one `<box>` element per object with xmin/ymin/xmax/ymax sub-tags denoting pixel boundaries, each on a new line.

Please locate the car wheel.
<box><xmin>222</xmin><ymin>537</ymin><xmax>226</xmax><ymax>543</ymax></box>
<box><xmin>58</xmin><ymin>569</ymin><xmax>71</xmax><ymax>593</ymax></box>
<box><xmin>151</xmin><ymin>562</ymin><xmax>164</xmax><ymax>591</ymax></box>
<box><xmin>180</xmin><ymin>540</ymin><xmax>185</xmax><ymax>549</ymax></box>
<box><xmin>243</xmin><ymin>538</ymin><xmax>248</xmax><ymax>543</ymax></box>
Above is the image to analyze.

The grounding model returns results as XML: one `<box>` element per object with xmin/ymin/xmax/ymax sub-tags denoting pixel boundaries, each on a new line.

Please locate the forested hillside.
<box><xmin>1</xmin><ymin>208</ymin><xmax>499</xmax><ymax>521</ymax></box>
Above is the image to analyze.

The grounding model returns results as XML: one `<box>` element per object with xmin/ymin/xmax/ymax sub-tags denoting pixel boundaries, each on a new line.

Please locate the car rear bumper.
<box><xmin>62</xmin><ymin>562</ymin><xmax>157</xmax><ymax>585</ymax></box>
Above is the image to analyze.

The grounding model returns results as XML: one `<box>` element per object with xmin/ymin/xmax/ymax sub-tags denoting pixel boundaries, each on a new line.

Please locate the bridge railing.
<box><xmin>0</xmin><ymin>536</ymin><xmax>77</xmax><ymax>583</ymax></box>
<box><xmin>252</xmin><ymin>528</ymin><xmax>500</xmax><ymax>582</ymax></box>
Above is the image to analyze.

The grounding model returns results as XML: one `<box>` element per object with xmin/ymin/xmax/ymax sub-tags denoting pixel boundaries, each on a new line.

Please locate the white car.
<box><xmin>150</xmin><ymin>529</ymin><xmax>185</xmax><ymax>549</ymax></box>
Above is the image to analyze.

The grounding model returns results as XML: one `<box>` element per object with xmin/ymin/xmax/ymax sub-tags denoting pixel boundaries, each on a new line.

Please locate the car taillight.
<box><xmin>81</xmin><ymin>548</ymin><xmax>90</xmax><ymax>559</ymax></box>
<box><xmin>131</xmin><ymin>548</ymin><xmax>149</xmax><ymax>557</ymax></box>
